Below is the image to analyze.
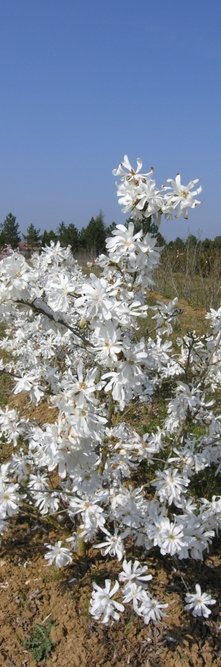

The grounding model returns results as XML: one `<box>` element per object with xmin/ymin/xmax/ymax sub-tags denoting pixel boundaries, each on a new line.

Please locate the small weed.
<box><xmin>23</xmin><ymin>617</ymin><xmax>56</xmax><ymax>662</ymax></box>
<box><xmin>0</xmin><ymin>395</ymin><xmax>7</xmax><ymax>406</ymax></box>
<box><xmin>124</xmin><ymin>610</ymin><xmax>135</xmax><ymax>634</ymax></box>
<box><xmin>52</xmin><ymin>567</ymin><xmax>60</xmax><ymax>581</ymax></box>
<box><xmin>82</xmin><ymin>593</ymin><xmax>91</xmax><ymax>617</ymax></box>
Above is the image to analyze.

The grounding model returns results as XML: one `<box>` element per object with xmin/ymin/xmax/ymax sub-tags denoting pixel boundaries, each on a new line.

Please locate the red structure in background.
<box><xmin>18</xmin><ymin>241</ymin><xmax>41</xmax><ymax>257</ymax></box>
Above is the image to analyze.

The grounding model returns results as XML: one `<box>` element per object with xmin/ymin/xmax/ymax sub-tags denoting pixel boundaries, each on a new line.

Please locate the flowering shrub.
<box><xmin>0</xmin><ymin>156</ymin><xmax>219</xmax><ymax>624</ymax></box>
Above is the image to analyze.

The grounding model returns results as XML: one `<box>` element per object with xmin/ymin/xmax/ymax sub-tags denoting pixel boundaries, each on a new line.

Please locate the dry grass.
<box><xmin>154</xmin><ymin>246</ymin><xmax>221</xmax><ymax>310</ymax></box>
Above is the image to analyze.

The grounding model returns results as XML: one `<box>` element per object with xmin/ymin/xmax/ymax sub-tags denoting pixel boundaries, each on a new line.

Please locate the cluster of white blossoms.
<box><xmin>113</xmin><ymin>155</ymin><xmax>202</xmax><ymax>221</ymax></box>
<box><xmin>0</xmin><ymin>156</ymin><xmax>219</xmax><ymax>623</ymax></box>
<box><xmin>89</xmin><ymin>558</ymin><xmax>168</xmax><ymax>624</ymax></box>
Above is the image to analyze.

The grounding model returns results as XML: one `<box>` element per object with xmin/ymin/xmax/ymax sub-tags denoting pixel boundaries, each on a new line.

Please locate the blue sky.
<box><xmin>0</xmin><ymin>0</ymin><xmax>221</xmax><ymax>241</ymax></box>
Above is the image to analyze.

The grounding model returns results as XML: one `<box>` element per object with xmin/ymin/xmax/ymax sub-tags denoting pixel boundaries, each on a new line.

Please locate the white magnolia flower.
<box><xmin>95</xmin><ymin>527</ymin><xmax>126</xmax><ymax>560</ymax></box>
<box><xmin>13</xmin><ymin>371</ymin><xmax>44</xmax><ymax>404</ymax></box>
<box><xmin>89</xmin><ymin>579</ymin><xmax>124</xmax><ymax>623</ymax></box>
<box><xmin>70</xmin><ymin>464</ymin><xmax>102</xmax><ymax>495</ymax></box>
<box><xmin>189</xmin><ymin>525</ymin><xmax>214</xmax><ymax>560</ymax></box>
<box><xmin>0</xmin><ymin>254</ymin><xmax>31</xmax><ymax>298</ymax></box>
<box><xmin>93</xmin><ymin>322</ymin><xmax>122</xmax><ymax>365</ymax></box>
<box><xmin>28</xmin><ymin>473</ymin><xmax>49</xmax><ymax>491</ymax></box>
<box><xmin>69</xmin><ymin>495</ymin><xmax>106</xmax><ymax>538</ymax></box>
<box><xmin>122</xmin><ymin>582</ymin><xmax>144</xmax><ymax>610</ymax></box>
<box><xmin>75</xmin><ymin>274</ymin><xmax>119</xmax><ymax>321</ymax></box>
<box><xmin>33</xmin><ymin>491</ymin><xmax>60</xmax><ymax>515</ymax></box>
<box><xmin>42</xmin><ymin>240</ymin><xmax>71</xmax><ymax>264</ymax></box>
<box><xmin>119</xmin><ymin>559</ymin><xmax>152</xmax><ymax>586</ymax></box>
<box><xmin>138</xmin><ymin>591</ymin><xmax>168</xmax><ymax>624</ymax></box>
<box><xmin>184</xmin><ymin>584</ymin><xmax>216</xmax><ymax>618</ymax></box>
<box><xmin>159</xmin><ymin>521</ymin><xmax>185</xmax><ymax>556</ymax></box>
<box><xmin>112</xmin><ymin>156</ymin><xmax>163</xmax><ymax>219</ymax></box>
<box><xmin>0</xmin><ymin>480</ymin><xmax>20</xmax><ymax>517</ymax></box>
<box><xmin>110</xmin><ymin>485</ymin><xmax>145</xmax><ymax>527</ymax></box>
<box><xmin>45</xmin><ymin>273</ymin><xmax>76</xmax><ymax>312</ymax></box>
<box><xmin>112</xmin><ymin>154</ymin><xmax>143</xmax><ymax>178</ymax></box>
<box><xmin>163</xmin><ymin>174</ymin><xmax>202</xmax><ymax>219</ymax></box>
<box><xmin>44</xmin><ymin>541</ymin><xmax>72</xmax><ymax>568</ymax></box>
<box><xmin>64</xmin><ymin>361</ymin><xmax>101</xmax><ymax>407</ymax></box>
<box><xmin>0</xmin><ymin>407</ymin><xmax>25</xmax><ymax>447</ymax></box>
<box><xmin>152</xmin><ymin>468</ymin><xmax>189</xmax><ymax>505</ymax></box>
<box><xmin>106</xmin><ymin>222</ymin><xmax>143</xmax><ymax>260</ymax></box>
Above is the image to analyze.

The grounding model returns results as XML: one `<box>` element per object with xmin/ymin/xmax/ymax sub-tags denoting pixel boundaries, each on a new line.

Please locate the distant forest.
<box><xmin>0</xmin><ymin>211</ymin><xmax>114</xmax><ymax>256</ymax></box>
<box><xmin>1</xmin><ymin>211</ymin><xmax>221</xmax><ymax>256</ymax></box>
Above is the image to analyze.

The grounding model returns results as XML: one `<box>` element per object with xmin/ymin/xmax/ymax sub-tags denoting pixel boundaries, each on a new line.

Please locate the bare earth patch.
<box><xmin>0</xmin><ymin>519</ymin><xmax>220</xmax><ymax>667</ymax></box>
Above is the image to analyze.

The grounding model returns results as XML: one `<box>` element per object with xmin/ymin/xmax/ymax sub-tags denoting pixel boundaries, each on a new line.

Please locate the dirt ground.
<box><xmin>0</xmin><ymin>518</ymin><xmax>220</xmax><ymax>667</ymax></box>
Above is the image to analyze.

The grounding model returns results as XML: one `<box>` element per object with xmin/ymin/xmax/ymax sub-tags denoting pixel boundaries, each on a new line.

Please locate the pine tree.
<box><xmin>56</xmin><ymin>221</ymin><xmax>66</xmax><ymax>244</ymax></box>
<box><xmin>0</xmin><ymin>213</ymin><xmax>21</xmax><ymax>249</ymax></box>
<box><xmin>187</xmin><ymin>234</ymin><xmax>198</xmax><ymax>247</ymax></box>
<box><xmin>23</xmin><ymin>224</ymin><xmax>42</xmax><ymax>248</ymax></box>
<box><xmin>41</xmin><ymin>229</ymin><xmax>58</xmax><ymax>247</ymax></box>
<box><xmin>57</xmin><ymin>222</ymin><xmax>79</xmax><ymax>253</ymax></box>
<box><xmin>213</xmin><ymin>236</ymin><xmax>221</xmax><ymax>249</ymax></box>
<box><xmin>80</xmin><ymin>212</ymin><xmax>107</xmax><ymax>256</ymax></box>
<box><xmin>78</xmin><ymin>226</ymin><xmax>87</xmax><ymax>253</ymax></box>
<box><xmin>0</xmin><ymin>228</ymin><xmax>4</xmax><ymax>247</ymax></box>
<box><xmin>105</xmin><ymin>221</ymin><xmax>117</xmax><ymax>237</ymax></box>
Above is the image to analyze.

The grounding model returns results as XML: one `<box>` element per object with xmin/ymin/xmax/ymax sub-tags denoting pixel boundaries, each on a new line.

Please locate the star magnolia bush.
<box><xmin>0</xmin><ymin>155</ymin><xmax>219</xmax><ymax>623</ymax></box>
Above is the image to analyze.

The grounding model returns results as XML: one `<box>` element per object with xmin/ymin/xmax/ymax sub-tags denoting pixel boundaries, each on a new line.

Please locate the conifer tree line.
<box><xmin>1</xmin><ymin>211</ymin><xmax>221</xmax><ymax>256</ymax></box>
<box><xmin>0</xmin><ymin>211</ymin><xmax>115</xmax><ymax>256</ymax></box>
